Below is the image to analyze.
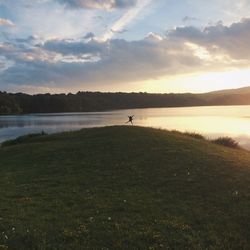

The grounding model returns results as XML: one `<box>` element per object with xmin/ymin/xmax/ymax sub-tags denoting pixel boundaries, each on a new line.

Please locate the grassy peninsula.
<box><xmin>0</xmin><ymin>126</ymin><xmax>250</xmax><ymax>249</ymax></box>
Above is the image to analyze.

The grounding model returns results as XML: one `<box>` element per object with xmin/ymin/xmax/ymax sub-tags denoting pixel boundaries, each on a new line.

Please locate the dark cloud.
<box><xmin>83</xmin><ymin>32</ymin><xmax>95</xmax><ymax>39</ymax></box>
<box><xmin>169</xmin><ymin>18</ymin><xmax>250</xmax><ymax>60</ymax></box>
<box><xmin>15</xmin><ymin>36</ymin><xmax>38</xmax><ymax>44</ymax></box>
<box><xmin>182</xmin><ymin>16</ymin><xmax>199</xmax><ymax>22</ymax></box>
<box><xmin>1</xmin><ymin>18</ymin><xmax>250</xmax><ymax>91</ymax></box>
<box><xmin>0</xmin><ymin>62</ymin><xmax>5</xmax><ymax>69</ymax></box>
<box><xmin>0</xmin><ymin>36</ymin><xmax>201</xmax><ymax>89</ymax></box>
<box><xmin>42</xmin><ymin>39</ymin><xmax>107</xmax><ymax>56</ymax></box>
<box><xmin>57</xmin><ymin>0</ymin><xmax>137</xmax><ymax>9</ymax></box>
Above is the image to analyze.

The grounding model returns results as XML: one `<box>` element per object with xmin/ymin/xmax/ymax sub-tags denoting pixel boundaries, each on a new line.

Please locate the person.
<box><xmin>126</xmin><ymin>115</ymin><xmax>134</xmax><ymax>125</ymax></box>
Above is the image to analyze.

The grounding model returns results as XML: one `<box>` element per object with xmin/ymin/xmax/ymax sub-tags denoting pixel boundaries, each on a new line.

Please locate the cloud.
<box><xmin>182</xmin><ymin>16</ymin><xmax>199</xmax><ymax>22</ymax></box>
<box><xmin>57</xmin><ymin>0</ymin><xmax>137</xmax><ymax>9</ymax></box>
<box><xmin>145</xmin><ymin>32</ymin><xmax>163</xmax><ymax>41</ymax></box>
<box><xmin>42</xmin><ymin>38</ymin><xmax>107</xmax><ymax>56</ymax></box>
<box><xmin>0</xmin><ymin>18</ymin><xmax>14</xmax><ymax>27</ymax></box>
<box><xmin>83</xmin><ymin>32</ymin><xmax>95</xmax><ymax>39</ymax></box>
<box><xmin>110</xmin><ymin>28</ymin><xmax>128</xmax><ymax>34</ymax></box>
<box><xmin>169</xmin><ymin>18</ymin><xmax>250</xmax><ymax>60</ymax></box>
<box><xmin>15</xmin><ymin>35</ymin><xmax>39</xmax><ymax>44</ymax></box>
<box><xmin>0</xmin><ymin>36</ymin><xmax>202</xmax><ymax>90</ymax></box>
<box><xmin>1</xmin><ymin>18</ymin><xmax>250</xmax><ymax>92</ymax></box>
<box><xmin>102</xmin><ymin>0</ymin><xmax>151</xmax><ymax>40</ymax></box>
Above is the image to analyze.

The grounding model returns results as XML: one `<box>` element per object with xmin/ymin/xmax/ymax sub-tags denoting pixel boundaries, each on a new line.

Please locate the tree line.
<box><xmin>1</xmin><ymin>90</ymin><xmax>250</xmax><ymax>115</ymax></box>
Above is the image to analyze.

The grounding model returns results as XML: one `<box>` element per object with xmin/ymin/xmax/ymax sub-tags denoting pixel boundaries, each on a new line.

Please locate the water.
<box><xmin>1</xmin><ymin>105</ymin><xmax>250</xmax><ymax>149</ymax></box>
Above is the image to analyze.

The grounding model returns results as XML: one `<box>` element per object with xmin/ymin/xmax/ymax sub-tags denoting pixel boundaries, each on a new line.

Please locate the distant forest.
<box><xmin>1</xmin><ymin>87</ymin><xmax>250</xmax><ymax>115</ymax></box>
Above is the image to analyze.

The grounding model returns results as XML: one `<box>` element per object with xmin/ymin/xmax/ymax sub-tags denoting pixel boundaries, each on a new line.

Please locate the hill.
<box><xmin>206</xmin><ymin>86</ymin><xmax>250</xmax><ymax>95</ymax></box>
<box><xmin>0</xmin><ymin>126</ymin><xmax>250</xmax><ymax>249</ymax></box>
<box><xmin>1</xmin><ymin>86</ymin><xmax>250</xmax><ymax>114</ymax></box>
<box><xmin>200</xmin><ymin>86</ymin><xmax>250</xmax><ymax>105</ymax></box>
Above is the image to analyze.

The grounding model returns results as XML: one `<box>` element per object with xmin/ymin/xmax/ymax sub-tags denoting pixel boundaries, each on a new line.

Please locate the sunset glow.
<box><xmin>0</xmin><ymin>0</ymin><xmax>250</xmax><ymax>93</ymax></box>
<box><xmin>142</xmin><ymin>68</ymin><xmax>250</xmax><ymax>93</ymax></box>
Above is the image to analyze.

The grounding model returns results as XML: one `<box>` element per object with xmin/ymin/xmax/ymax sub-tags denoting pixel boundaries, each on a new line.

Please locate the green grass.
<box><xmin>0</xmin><ymin>126</ymin><xmax>250</xmax><ymax>249</ymax></box>
<box><xmin>172</xmin><ymin>130</ymin><xmax>206</xmax><ymax>141</ymax></box>
<box><xmin>1</xmin><ymin>131</ymin><xmax>47</xmax><ymax>147</ymax></box>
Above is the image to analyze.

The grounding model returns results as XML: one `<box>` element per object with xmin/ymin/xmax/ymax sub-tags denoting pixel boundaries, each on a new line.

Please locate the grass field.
<box><xmin>0</xmin><ymin>126</ymin><xmax>250</xmax><ymax>249</ymax></box>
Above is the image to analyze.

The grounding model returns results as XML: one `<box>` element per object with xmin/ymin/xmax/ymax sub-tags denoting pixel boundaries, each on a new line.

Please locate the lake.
<box><xmin>1</xmin><ymin>105</ymin><xmax>250</xmax><ymax>149</ymax></box>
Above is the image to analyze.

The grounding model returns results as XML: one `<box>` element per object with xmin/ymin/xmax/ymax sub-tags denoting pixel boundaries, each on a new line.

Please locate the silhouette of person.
<box><xmin>126</xmin><ymin>115</ymin><xmax>134</xmax><ymax>125</ymax></box>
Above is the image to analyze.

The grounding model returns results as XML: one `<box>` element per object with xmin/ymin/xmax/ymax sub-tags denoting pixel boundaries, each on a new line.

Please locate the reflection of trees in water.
<box><xmin>1</xmin><ymin>108</ymin><xmax>250</xmax><ymax>149</ymax></box>
<box><xmin>0</xmin><ymin>112</ymin><xmax>125</xmax><ymax>143</ymax></box>
<box><xmin>0</xmin><ymin>114</ymin><xmax>113</xmax><ymax>128</ymax></box>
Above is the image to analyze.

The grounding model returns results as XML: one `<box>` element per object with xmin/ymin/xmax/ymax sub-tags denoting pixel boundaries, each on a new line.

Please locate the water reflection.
<box><xmin>1</xmin><ymin>105</ymin><xmax>250</xmax><ymax>149</ymax></box>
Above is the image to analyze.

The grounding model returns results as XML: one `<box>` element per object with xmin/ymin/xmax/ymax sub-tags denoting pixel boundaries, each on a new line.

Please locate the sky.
<box><xmin>0</xmin><ymin>0</ymin><xmax>250</xmax><ymax>94</ymax></box>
